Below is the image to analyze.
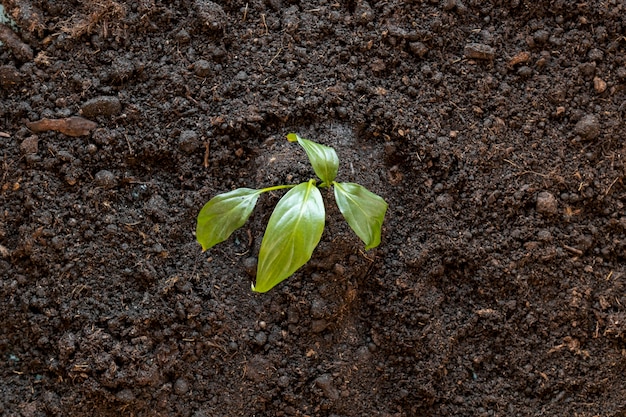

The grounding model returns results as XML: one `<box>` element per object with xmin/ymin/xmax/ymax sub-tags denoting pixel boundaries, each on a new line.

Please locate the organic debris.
<box><xmin>26</xmin><ymin>117</ymin><xmax>97</xmax><ymax>137</ymax></box>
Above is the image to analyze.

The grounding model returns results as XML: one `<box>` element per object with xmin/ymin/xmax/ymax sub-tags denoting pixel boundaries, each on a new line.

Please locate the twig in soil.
<box><xmin>121</xmin><ymin>133</ymin><xmax>133</xmax><ymax>154</ymax></box>
<box><xmin>267</xmin><ymin>47</ymin><xmax>283</xmax><ymax>66</ymax></box>
<box><xmin>25</xmin><ymin>117</ymin><xmax>97</xmax><ymax>137</ymax></box>
<box><xmin>358</xmin><ymin>249</ymin><xmax>375</xmax><ymax>262</ymax></box>
<box><xmin>504</xmin><ymin>159</ymin><xmax>552</xmax><ymax>178</ymax></box>
<box><xmin>242</xmin><ymin>3</ymin><xmax>248</xmax><ymax>22</ymax></box>
<box><xmin>604</xmin><ymin>176</ymin><xmax>621</xmax><ymax>196</ymax></box>
<box><xmin>562</xmin><ymin>245</ymin><xmax>583</xmax><ymax>256</ymax></box>
<box><xmin>203</xmin><ymin>141</ymin><xmax>210</xmax><ymax>168</ymax></box>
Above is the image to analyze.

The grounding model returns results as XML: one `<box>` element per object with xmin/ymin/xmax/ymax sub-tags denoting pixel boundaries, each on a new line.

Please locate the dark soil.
<box><xmin>2</xmin><ymin>0</ymin><xmax>626</xmax><ymax>416</ymax></box>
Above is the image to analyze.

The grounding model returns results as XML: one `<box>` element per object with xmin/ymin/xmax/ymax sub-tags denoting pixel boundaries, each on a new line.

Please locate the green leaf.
<box><xmin>254</xmin><ymin>180</ymin><xmax>325</xmax><ymax>293</ymax></box>
<box><xmin>333</xmin><ymin>182</ymin><xmax>387</xmax><ymax>250</ymax></box>
<box><xmin>196</xmin><ymin>188</ymin><xmax>261</xmax><ymax>251</ymax></box>
<box><xmin>287</xmin><ymin>133</ymin><xmax>339</xmax><ymax>186</ymax></box>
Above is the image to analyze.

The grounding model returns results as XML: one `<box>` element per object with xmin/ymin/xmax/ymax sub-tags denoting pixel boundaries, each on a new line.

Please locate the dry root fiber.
<box><xmin>1</xmin><ymin>0</ymin><xmax>45</xmax><ymax>38</ymax></box>
<box><xmin>60</xmin><ymin>1</ymin><xmax>126</xmax><ymax>38</ymax></box>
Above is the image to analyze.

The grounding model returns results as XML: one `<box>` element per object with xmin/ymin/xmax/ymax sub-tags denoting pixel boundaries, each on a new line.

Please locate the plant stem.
<box><xmin>259</xmin><ymin>184</ymin><xmax>298</xmax><ymax>193</ymax></box>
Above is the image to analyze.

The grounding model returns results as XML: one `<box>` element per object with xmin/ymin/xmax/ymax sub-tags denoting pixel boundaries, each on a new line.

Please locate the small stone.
<box><xmin>254</xmin><ymin>331</ymin><xmax>267</xmax><ymax>346</ymax></box>
<box><xmin>242</xmin><ymin>257</ymin><xmax>257</xmax><ymax>277</ymax></box>
<box><xmin>192</xmin><ymin>59</ymin><xmax>211</xmax><ymax>77</ymax></box>
<box><xmin>536</xmin><ymin>191</ymin><xmax>558</xmax><ymax>216</ymax></box>
<box><xmin>109</xmin><ymin>57</ymin><xmax>135</xmax><ymax>83</ymax></box>
<box><xmin>179</xmin><ymin>130</ymin><xmax>200</xmax><ymax>153</ymax></box>
<box><xmin>310</xmin><ymin>299</ymin><xmax>327</xmax><ymax>319</ymax></box>
<box><xmin>94</xmin><ymin>170</ymin><xmax>117</xmax><ymax>188</ymax></box>
<box><xmin>537</xmin><ymin>230</ymin><xmax>553</xmax><ymax>242</ymax></box>
<box><xmin>464</xmin><ymin>43</ymin><xmax>495</xmax><ymax>60</ymax></box>
<box><xmin>311</xmin><ymin>319</ymin><xmax>328</xmax><ymax>333</ymax></box>
<box><xmin>533</xmin><ymin>30</ymin><xmax>550</xmax><ymax>44</ymax></box>
<box><xmin>175</xmin><ymin>29</ymin><xmax>191</xmax><ymax>44</ymax></box>
<box><xmin>587</xmin><ymin>48</ymin><xmax>604</xmax><ymax>62</ymax></box>
<box><xmin>370</xmin><ymin>59</ymin><xmax>386</xmax><ymax>72</ymax></box>
<box><xmin>277</xmin><ymin>375</ymin><xmax>290</xmax><ymax>388</ymax></box>
<box><xmin>593</xmin><ymin>77</ymin><xmax>607</xmax><ymax>93</ymax></box>
<box><xmin>145</xmin><ymin>194</ymin><xmax>168</xmax><ymax>220</ymax></box>
<box><xmin>436</xmin><ymin>193</ymin><xmax>454</xmax><ymax>208</ymax></box>
<box><xmin>578</xmin><ymin>62</ymin><xmax>596</xmax><ymax>77</ymax></box>
<box><xmin>115</xmin><ymin>389</ymin><xmax>135</xmax><ymax>403</ymax></box>
<box><xmin>20</xmin><ymin>136</ymin><xmax>39</xmax><ymax>155</ymax></box>
<box><xmin>314</xmin><ymin>374</ymin><xmax>339</xmax><ymax>400</ymax></box>
<box><xmin>354</xmin><ymin>0</ymin><xmax>374</xmax><ymax>24</ymax></box>
<box><xmin>409</xmin><ymin>41</ymin><xmax>429</xmax><ymax>57</ymax></box>
<box><xmin>194</xmin><ymin>0</ymin><xmax>226</xmax><ymax>31</ymax></box>
<box><xmin>355</xmin><ymin>346</ymin><xmax>372</xmax><ymax>362</ymax></box>
<box><xmin>81</xmin><ymin>96</ymin><xmax>122</xmax><ymax>119</ymax></box>
<box><xmin>574</xmin><ymin>114</ymin><xmax>600</xmax><ymax>140</ymax></box>
<box><xmin>442</xmin><ymin>0</ymin><xmax>456</xmax><ymax>11</ymax></box>
<box><xmin>0</xmin><ymin>65</ymin><xmax>23</xmax><ymax>88</ymax></box>
<box><xmin>517</xmin><ymin>66</ymin><xmax>532</xmax><ymax>77</ymax></box>
<box><xmin>174</xmin><ymin>378</ymin><xmax>189</xmax><ymax>395</ymax></box>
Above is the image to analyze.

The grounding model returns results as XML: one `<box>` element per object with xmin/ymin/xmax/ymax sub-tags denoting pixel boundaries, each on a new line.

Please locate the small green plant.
<box><xmin>196</xmin><ymin>133</ymin><xmax>388</xmax><ymax>293</ymax></box>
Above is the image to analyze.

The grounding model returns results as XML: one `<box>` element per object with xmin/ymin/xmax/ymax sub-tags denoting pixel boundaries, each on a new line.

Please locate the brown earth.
<box><xmin>1</xmin><ymin>0</ymin><xmax>626</xmax><ymax>416</ymax></box>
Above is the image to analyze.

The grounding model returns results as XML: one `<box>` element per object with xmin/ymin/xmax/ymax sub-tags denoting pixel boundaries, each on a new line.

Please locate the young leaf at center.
<box><xmin>287</xmin><ymin>133</ymin><xmax>339</xmax><ymax>186</ymax></box>
<box><xmin>333</xmin><ymin>182</ymin><xmax>387</xmax><ymax>250</ymax></box>
<box><xmin>196</xmin><ymin>188</ymin><xmax>261</xmax><ymax>251</ymax></box>
<box><xmin>254</xmin><ymin>180</ymin><xmax>325</xmax><ymax>293</ymax></box>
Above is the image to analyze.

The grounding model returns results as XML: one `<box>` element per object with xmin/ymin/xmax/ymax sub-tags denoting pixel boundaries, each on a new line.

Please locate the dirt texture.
<box><xmin>1</xmin><ymin>0</ymin><xmax>626</xmax><ymax>416</ymax></box>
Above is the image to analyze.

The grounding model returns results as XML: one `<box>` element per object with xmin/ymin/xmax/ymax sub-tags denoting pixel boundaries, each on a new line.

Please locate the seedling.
<box><xmin>196</xmin><ymin>133</ymin><xmax>388</xmax><ymax>293</ymax></box>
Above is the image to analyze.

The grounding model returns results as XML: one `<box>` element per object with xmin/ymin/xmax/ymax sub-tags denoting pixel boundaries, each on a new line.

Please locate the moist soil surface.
<box><xmin>1</xmin><ymin>1</ymin><xmax>626</xmax><ymax>416</ymax></box>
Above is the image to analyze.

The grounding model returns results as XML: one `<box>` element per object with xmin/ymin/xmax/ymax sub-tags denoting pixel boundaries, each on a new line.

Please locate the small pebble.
<box><xmin>192</xmin><ymin>59</ymin><xmax>211</xmax><ymax>77</ymax></box>
<box><xmin>593</xmin><ymin>77</ymin><xmax>607</xmax><ymax>93</ymax></box>
<box><xmin>254</xmin><ymin>331</ymin><xmax>267</xmax><ymax>346</ymax></box>
<box><xmin>179</xmin><ymin>130</ymin><xmax>200</xmax><ymax>153</ymax></box>
<box><xmin>409</xmin><ymin>41</ymin><xmax>429</xmax><ymax>57</ymax></box>
<box><xmin>174</xmin><ymin>378</ymin><xmax>189</xmax><ymax>395</ymax></box>
<box><xmin>81</xmin><ymin>96</ymin><xmax>122</xmax><ymax>118</ymax></box>
<box><xmin>314</xmin><ymin>374</ymin><xmax>339</xmax><ymax>400</ymax></box>
<box><xmin>587</xmin><ymin>48</ymin><xmax>604</xmax><ymax>62</ymax></box>
<box><xmin>442</xmin><ymin>0</ymin><xmax>456</xmax><ymax>11</ymax></box>
<box><xmin>0</xmin><ymin>65</ymin><xmax>23</xmax><ymax>88</ymax></box>
<box><xmin>311</xmin><ymin>319</ymin><xmax>328</xmax><ymax>333</ymax></box>
<box><xmin>115</xmin><ymin>389</ymin><xmax>135</xmax><ymax>403</ymax></box>
<box><xmin>517</xmin><ymin>66</ymin><xmax>532</xmax><ymax>77</ymax></box>
<box><xmin>533</xmin><ymin>29</ymin><xmax>550</xmax><ymax>44</ymax></box>
<box><xmin>94</xmin><ymin>170</ymin><xmax>117</xmax><ymax>188</ymax></box>
<box><xmin>243</xmin><ymin>257</ymin><xmax>257</xmax><ymax>277</ymax></box>
<box><xmin>20</xmin><ymin>136</ymin><xmax>39</xmax><ymax>155</ymax></box>
<box><xmin>464</xmin><ymin>43</ymin><xmax>495</xmax><ymax>60</ymax></box>
<box><xmin>277</xmin><ymin>375</ymin><xmax>290</xmax><ymax>388</ymax></box>
<box><xmin>310</xmin><ymin>299</ymin><xmax>326</xmax><ymax>319</ymax></box>
<box><xmin>578</xmin><ymin>62</ymin><xmax>596</xmax><ymax>77</ymax></box>
<box><xmin>536</xmin><ymin>191</ymin><xmax>558</xmax><ymax>216</ymax></box>
<box><xmin>194</xmin><ymin>0</ymin><xmax>226</xmax><ymax>31</ymax></box>
<box><xmin>354</xmin><ymin>0</ymin><xmax>374</xmax><ymax>24</ymax></box>
<box><xmin>574</xmin><ymin>114</ymin><xmax>600</xmax><ymax>140</ymax></box>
